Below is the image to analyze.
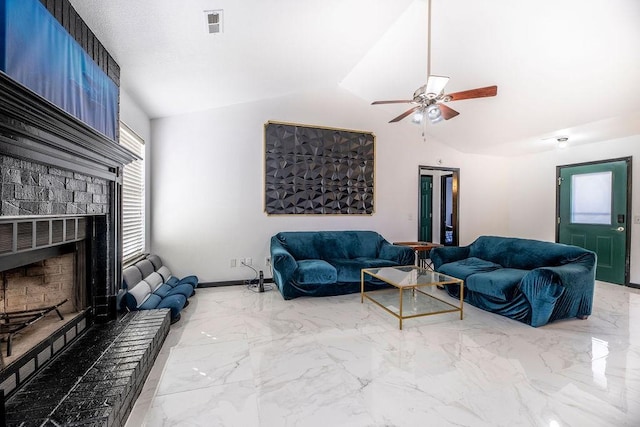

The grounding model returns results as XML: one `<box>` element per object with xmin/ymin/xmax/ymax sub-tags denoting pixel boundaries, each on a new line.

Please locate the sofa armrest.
<box><xmin>520</xmin><ymin>255</ymin><xmax>595</xmax><ymax>326</ymax></box>
<box><xmin>270</xmin><ymin>236</ymin><xmax>298</xmax><ymax>288</ymax></box>
<box><xmin>379</xmin><ymin>243</ymin><xmax>414</xmax><ymax>265</ymax></box>
<box><xmin>540</xmin><ymin>255</ymin><xmax>595</xmax><ymax>305</ymax></box>
<box><xmin>518</xmin><ymin>269</ymin><xmax>565</xmax><ymax>327</ymax></box>
<box><xmin>430</xmin><ymin>246</ymin><xmax>470</xmax><ymax>270</ymax></box>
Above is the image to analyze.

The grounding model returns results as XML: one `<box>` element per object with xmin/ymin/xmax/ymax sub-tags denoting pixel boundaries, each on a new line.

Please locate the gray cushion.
<box><xmin>122</xmin><ymin>265</ymin><xmax>143</xmax><ymax>290</ymax></box>
<box><xmin>157</xmin><ymin>266</ymin><xmax>173</xmax><ymax>282</ymax></box>
<box><xmin>144</xmin><ymin>272</ymin><xmax>164</xmax><ymax>292</ymax></box>
<box><xmin>128</xmin><ymin>281</ymin><xmax>152</xmax><ymax>307</ymax></box>
<box><xmin>147</xmin><ymin>254</ymin><xmax>163</xmax><ymax>270</ymax></box>
<box><xmin>135</xmin><ymin>259</ymin><xmax>155</xmax><ymax>278</ymax></box>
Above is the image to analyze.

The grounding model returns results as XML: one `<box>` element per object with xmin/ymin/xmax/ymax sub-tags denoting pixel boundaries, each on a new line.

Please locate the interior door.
<box><xmin>557</xmin><ymin>158</ymin><xmax>630</xmax><ymax>285</ymax></box>
<box><xmin>419</xmin><ymin>175</ymin><xmax>433</xmax><ymax>242</ymax></box>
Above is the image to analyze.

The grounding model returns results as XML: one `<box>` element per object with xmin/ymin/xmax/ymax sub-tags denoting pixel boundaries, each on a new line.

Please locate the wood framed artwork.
<box><xmin>264</xmin><ymin>121</ymin><xmax>374</xmax><ymax>215</ymax></box>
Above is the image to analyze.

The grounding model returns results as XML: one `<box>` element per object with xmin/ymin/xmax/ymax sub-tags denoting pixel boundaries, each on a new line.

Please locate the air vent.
<box><xmin>204</xmin><ymin>10</ymin><xmax>223</xmax><ymax>34</ymax></box>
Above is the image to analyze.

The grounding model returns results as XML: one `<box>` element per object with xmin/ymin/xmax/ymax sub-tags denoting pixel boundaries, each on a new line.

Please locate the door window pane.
<box><xmin>571</xmin><ymin>171</ymin><xmax>612</xmax><ymax>224</ymax></box>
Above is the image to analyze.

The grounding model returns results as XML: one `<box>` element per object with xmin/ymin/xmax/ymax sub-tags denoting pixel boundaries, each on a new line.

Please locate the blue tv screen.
<box><xmin>0</xmin><ymin>0</ymin><xmax>118</xmax><ymax>140</ymax></box>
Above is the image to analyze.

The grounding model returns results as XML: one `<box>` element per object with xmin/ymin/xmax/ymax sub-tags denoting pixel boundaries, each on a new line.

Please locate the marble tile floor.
<box><xmin>126</xmin><ymin>281</ymin><xmax>640</xmax><ymax>426</ymax></box>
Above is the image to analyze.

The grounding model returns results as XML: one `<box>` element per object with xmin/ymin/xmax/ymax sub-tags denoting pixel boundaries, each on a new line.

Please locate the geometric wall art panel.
<box><xmin>265</xmin><ymin>121</ymin><xmax>374</xmax><ymax>215</ymax></box>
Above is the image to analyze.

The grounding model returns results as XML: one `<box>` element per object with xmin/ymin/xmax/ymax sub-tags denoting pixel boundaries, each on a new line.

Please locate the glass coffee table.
<box><xmin>361</xmin><ymin>266</ymin><xmax>464</xmax><ymax>330</ymax></box>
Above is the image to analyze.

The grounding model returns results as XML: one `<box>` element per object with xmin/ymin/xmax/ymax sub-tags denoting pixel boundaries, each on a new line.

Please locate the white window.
<box><xmin>571</xmin><ymin>171</ymin><xmax>612</xmax><ymax>225</ymax></box>
<box><xmin>119</xmin><ymin>123</ymin><xmax>145</xmax><ymax>262</ymax></box>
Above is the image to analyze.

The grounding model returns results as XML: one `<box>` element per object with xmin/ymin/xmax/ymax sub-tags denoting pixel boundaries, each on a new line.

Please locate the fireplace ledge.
<box><xmin>4</xmin><ymin>309</ymin><xmax>170</xmax><ymax>426</ymax></box>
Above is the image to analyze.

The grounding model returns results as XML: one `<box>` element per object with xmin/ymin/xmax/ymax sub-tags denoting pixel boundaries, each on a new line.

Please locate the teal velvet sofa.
<box><xmin>270</xmin><ymin>231</ymin><xmax>414</xmax><ymax>300</ymax></box>
<box><xmin>430</xmin><ymin>236</ymin><xmax>596</xmax><ymax>327</ymax></box>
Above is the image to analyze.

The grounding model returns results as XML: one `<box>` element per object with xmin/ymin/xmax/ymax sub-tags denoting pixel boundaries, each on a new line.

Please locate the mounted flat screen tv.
<box><xmin>0</xmin><ymin>0</ymin><xmax>118</xmax><ymax>140</ymax></box>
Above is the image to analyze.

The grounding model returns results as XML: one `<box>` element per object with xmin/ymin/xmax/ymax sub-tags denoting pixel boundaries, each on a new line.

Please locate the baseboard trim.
<box><xmin>628</xmin><ymin>282</ymin><xmax>640</xmax><ymax>289</ymax></box>
<box><xmin>199</xmin><ymin>278</ymin><xmax>275</xmax><ymax>288</ymax></box>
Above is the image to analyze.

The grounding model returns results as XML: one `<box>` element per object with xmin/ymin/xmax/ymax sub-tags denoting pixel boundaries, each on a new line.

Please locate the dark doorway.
<box><xmin>440</xmin><ymin>174</ymin><xmax>454</xmax><ymax>245</ymax></box>
<box><xmin>556</xmin><ymin>157</ymin><xmax>631</xmax><ymax>285</ymax></box>
<box><xmin>419</xmin><ymin>175</ymin><xmax>433</xmax><ymax>242</ymax></box>
<box><xmin>418</xmin><ymin>166</ymin><xmax>459</xmax><ymax>246</ymax></box>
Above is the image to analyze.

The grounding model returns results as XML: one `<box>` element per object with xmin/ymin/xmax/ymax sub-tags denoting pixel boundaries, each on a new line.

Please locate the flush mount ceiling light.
<box><xmin>557</xmin><ymin>136</ymin><xmax>569</xmax><ymax>149</ymax></box>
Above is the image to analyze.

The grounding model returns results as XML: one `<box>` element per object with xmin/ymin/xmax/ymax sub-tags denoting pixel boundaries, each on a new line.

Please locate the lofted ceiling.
<box><xmin>69</xmin><ymin>0</ymin><xmax>640</xmax><ymax>156</ymax></box>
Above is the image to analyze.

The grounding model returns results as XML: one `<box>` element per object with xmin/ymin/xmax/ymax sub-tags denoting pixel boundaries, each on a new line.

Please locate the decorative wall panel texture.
<box><xmin>265</xmin><ymin>122</ymin><xmax>374</xmax><ymax>215</ymax></box>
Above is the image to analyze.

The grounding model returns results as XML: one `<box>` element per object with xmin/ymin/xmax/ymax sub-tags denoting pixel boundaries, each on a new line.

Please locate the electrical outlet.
<box><xmin>265</xmin><ymin>257</ymin><xmax>271</xmax><ymax>266</ymax></box>
<box><xmin>245</xmin><ymin>257</ymin><xmax>252</xmax><ymax>266</ymax></box>
<box><xmin>230</xmin><ymin>259</ymin><xmax>236</xmax><ymax>268</ymax></box>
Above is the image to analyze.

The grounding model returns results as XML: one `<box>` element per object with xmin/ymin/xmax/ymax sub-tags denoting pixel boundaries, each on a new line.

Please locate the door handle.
<box><xmin>616</xmin><ymin>226</ymin><xmax>625</xmax><ymax>232</ymax></box>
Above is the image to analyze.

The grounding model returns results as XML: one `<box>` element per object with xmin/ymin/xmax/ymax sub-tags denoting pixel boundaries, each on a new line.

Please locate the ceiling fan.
<box><xmin>372</xmin><ymin>0</ymin><xmax>497</xmax><ymax>124</ymax></box>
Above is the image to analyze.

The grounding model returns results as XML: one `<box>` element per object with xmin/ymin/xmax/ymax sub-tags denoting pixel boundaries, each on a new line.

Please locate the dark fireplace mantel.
<box><xmin>0</xmin><ymin>72</ymin><xmax>135</xmax><ymax>180</ymax></box>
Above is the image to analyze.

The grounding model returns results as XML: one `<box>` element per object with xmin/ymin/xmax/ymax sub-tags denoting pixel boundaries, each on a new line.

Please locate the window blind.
<box><xmin>119</xmin><ymin>123</ymin><xmax>145</xmax><ymax>262</ymax></box>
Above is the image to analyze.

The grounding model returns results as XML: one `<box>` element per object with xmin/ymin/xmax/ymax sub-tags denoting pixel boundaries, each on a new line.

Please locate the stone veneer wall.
<box><xmin>0</xmin><ymin>155</ymin><xmax>109</xmax><ymax>216</ymax></box>
<box><xmin>1</xmin><ymin>253</ymin><xmax>76</xmax><ymax>314</ymax></box>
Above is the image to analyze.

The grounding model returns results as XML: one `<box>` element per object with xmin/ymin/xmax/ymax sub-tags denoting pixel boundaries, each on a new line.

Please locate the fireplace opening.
<box><xmin>1</xmin><ymin>250</ymin><xmax>87</xmax><ymax>366</ymax></box>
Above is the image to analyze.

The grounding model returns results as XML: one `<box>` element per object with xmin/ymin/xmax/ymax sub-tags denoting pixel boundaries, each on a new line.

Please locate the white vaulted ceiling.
<box><xmin>69</xmin><ymin>0</ymin><xmax>640</xmax><ymax>155</ymax></box>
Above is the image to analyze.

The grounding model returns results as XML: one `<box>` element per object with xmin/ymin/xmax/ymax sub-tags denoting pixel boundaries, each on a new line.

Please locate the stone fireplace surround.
<box><xmin>0</xmin><ymin>1</ymin><xmax>174</xmax><ymax>422</ymax></box>
<box><xmin>0</xmin><ymin>26</ymin><xmax>163</xmax><ymax>426</ymax></box>
<box><xmin>0</xmin><ymin>73</ymin><xmax>170</xmax><ymax>424</ymax></box>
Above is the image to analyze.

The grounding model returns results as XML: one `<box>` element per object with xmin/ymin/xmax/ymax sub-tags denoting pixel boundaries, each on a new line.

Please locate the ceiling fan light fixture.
<box><xmin>427</xmin><ymin>104</ymin><xmax>443</xmax><ymax>123</ymax></box>
<box><xmin>411</xmin><ymin>110</ymin><xmax>425</xmax><ymax>124</ymax></box>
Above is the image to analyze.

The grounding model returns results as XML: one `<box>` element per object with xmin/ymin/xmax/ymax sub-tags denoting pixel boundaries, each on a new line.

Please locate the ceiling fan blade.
<box><xmin>371</xmin><ymin>100</ymin><xmax>414</xmax><ymax>105</ymax></box>
<box><xmin>425</xmin><ymin>75</ymin><xmax>450</xmax><ymax>96</ymax></box>
<box><xmin>446</xmin><ymin>85</ymin><xmax>497</xmax><ymax>101</ymax></box>
<box><xmin>439</xmin><ymin>104</ymin><xmax>460</xmax><ymax>120</ymax></box>
<box><xmin>389</xmin><ymin>106</ymin><xmax>420</xmax><ymax>123</ymax></box>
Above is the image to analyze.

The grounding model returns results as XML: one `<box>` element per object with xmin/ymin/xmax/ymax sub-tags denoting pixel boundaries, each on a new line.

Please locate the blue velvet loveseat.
<box><xmin>430</xmin><ymin>236</ymin><xmax>596</xmax><ymax>327</ymax></box>
<box><xmin>270</xmin><ymin>231</ymin><xmax>414</xmax><ymax>300</ymax></box>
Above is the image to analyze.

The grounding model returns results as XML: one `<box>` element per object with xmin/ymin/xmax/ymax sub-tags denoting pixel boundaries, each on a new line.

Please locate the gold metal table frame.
<box><xmin>361</xmin><ymin>266</ymin><xmax>464</xmax><ymax>330</ymax></box>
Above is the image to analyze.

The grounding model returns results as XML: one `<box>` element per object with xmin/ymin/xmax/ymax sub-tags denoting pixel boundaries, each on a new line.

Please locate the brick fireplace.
<box><xmin>0</xmin><ymin>1</ymin><xmax>174</xmax><ymax>423</ymax></box>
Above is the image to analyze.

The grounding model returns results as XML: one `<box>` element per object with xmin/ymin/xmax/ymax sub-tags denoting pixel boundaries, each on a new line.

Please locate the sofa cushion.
<box><xmin>138</xmin><ymin>293</ymin><xmax>162</xmax><ymax>310</ymax></box>
<box><xmin>125</xmin><ymin>281</ymin><xmax>152</xmax><ymax>309</ymax></box>
<box><xmin>147</xmin><ymin>254</ymin><xmax>163</xmax><ymax>270</ymax></box>
<box><xmin>328</xmin><ymin>258</ymin><xmax>396</xmax><ymax>282</ymax></box>
<box><xmin>353</xmin><ymin>257</ymin><xmax>399</xmax><ymax>269</ymax></box>
<box><xmin>156</xmin><ymin>266</ymin><xmax>172</xmax><ymax>282</ymax></box>
<box><xmin>335</xmin><ymin>231</ymin><xmax>380</xmax><ymax>259</ymax></box>
<box><xmin>438</xmin><ymin>257</ymin><xmax>502</xmax><ymax>280</ymax></box>
<box><xmin>275</xmin><ymin>232</ymin><xmax>322</xmax><ymax>260</ymax></box>
<box><xmin>468</xmin><ymin>236</ymin><xmax>593</xmax><ymax>270</ymax></box>
<box><xmin>315</xmin><ymin>234</ymin><xmax>349</xmax><ymax>259</ymax></box>
<box><xmin>155</xmin><ymin>294</ymin><xmax>187</xmax><ymax>319</ymax></box>
<box><xmin>122</xmin><ymin>265</ymin><xmax>142</xmax><ymax>290</ymax></box>
<box><xmin>465</xmin><ymin>268</ymin><xmax>529</xmax><ymax>302</ymax></box>
<box><xmin>144</xmin><ymin>272</ymin><xmax>164</xmax><ymax>292</ymax></box>
<box><xmin>154</xmin><ymin>282</ymin><xmax>195</xmax><ymax>299</ymax></box>
<box><xmin>135</xmin><ymin>259</ymin><xmax>155</xmax><ymax>278</ymax></box>
<box><xmin>295</xmin><ymin>259</ymin><xmax>337</xmax><ymax>285</ymax></box>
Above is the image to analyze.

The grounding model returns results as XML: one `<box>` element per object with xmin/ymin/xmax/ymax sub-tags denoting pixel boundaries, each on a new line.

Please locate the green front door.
<box><xmin>419</xmin><ymin>175</ymin><xmax>433</xmax><ymax>241</ymax></box>
<box><xmin>557</xmin><ymin>158</ymin><xmax>630</xmax><ymax>284</ymax></box>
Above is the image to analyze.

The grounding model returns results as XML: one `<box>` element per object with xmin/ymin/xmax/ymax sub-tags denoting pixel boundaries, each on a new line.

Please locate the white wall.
<box><xmin>120</xmin><ymin>90</ymin><xmax>152</xmax><ymax>252</ymax></box>
<box><xmin>150</xmin><ymin>87</ymin><xmax>510</xmax><ymax>282</ymax></box>
<box><xmin>507</xmin><ymin>135</ymin><xmax>640</xmax><ymax>284</ymax></box>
